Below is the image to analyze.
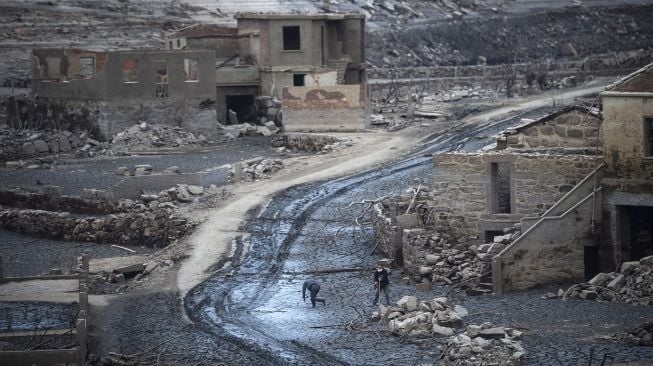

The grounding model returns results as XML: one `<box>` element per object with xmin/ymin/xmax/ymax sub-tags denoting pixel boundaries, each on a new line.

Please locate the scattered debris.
<box><xmin>229</xmin><ymin>157</ymin><xmax>283</xmax><ymax>181</ymax></box>
<box><xmin>442</xmin><ymin>323</ymin><xmax>525</xmax><ymax>365</ymax></box>
<box><xmin>564</xmin><ymin>255</ymin><xmax>653</xmax><ymax>305</ymax></box>
<box><xmin>110</xmin><ymin>123</ymin><xmax>217</xmax><ymax>153</ymax></box>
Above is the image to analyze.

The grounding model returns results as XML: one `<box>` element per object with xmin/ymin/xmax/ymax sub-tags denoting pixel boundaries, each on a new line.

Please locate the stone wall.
<box><xmin>602</xmin><ymin>95</ymin><xmax>653</xmax><ymax>180</ymax></box>
<box><xmin>500</xmin><ymin>107</ymin><xmax>602</xmax><ymax>150</ymax></box>
<box><xmin>0</xmin><ymin>187</ymin><xmax>114</xmax><ymax>214</ymax></box>
<box><xmin>372</xmin><ymin>202</ymin><xmax>403</xmax><ymax>264</ymax></box>
<box><xmin>0</xmin><ymin>206</ymin><xmax>192</xmax><ymax>248</ymax></box>
<box><xmin>432</xmin><ymin>152</ymin><xmax>600</xmax><ymax>244</ymax></box>
<box><xmin>282</xmin><ymin>85</ymin><xmax>367</xmax><ymax>132</ymax></box>
<box><xmin>492</xmin><ymin>189</ymin><xmax>600</xmax><ymax>292</ymax></box>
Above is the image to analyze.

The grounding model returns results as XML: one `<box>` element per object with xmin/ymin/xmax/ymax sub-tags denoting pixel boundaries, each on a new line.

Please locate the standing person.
<box><xmin>302</xmin><ymin>279</ymin><xmax>326</xmax><ymax>307</ymax></box>
<box><xmin>373</xmin><ymin>264</ymin><xmax>390</xmax><ymax>305</ymax></box>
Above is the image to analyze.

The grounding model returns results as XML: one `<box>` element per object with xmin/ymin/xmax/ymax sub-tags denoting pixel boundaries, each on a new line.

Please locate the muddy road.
<box><xmin>183</xmin><ymin>105</ymin><xmax>653</xmax><ymax>365</ymax></box>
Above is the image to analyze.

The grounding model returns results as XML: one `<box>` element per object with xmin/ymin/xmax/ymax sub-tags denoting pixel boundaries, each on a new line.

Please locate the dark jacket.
<box><xmin>374</xmin><ymin>269</ymin><xmax>389</xmax><ymax>288</ymax></box>
<box><xmin>303</xmin><ymin>280</ymin><xmax>320</xmax><ymax>300</ymax></box>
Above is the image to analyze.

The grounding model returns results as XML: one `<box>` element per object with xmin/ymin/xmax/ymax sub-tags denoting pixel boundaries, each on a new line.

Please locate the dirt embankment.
<box><xmin>367</xmin><ymin>4</ymin><xmax>653</xmax><ymax>68</ymax></box>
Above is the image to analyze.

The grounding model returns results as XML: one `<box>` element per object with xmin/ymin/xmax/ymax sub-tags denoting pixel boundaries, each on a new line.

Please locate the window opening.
<box><xmin>283</xmin><ymin>26</ymin><xmax>301</xmax><ymax>50</ymax></box>
<box><xmin>155</xmin><ymin>60</ymin><xmax>168</xmax><ymax>97</ymax></box>
<box><xmin>79</xmin><ymin>57</ymin><xmax>95</xmax><ymax>78</ymax></box>
<box><xmin>491</xmin><ymin>162</ymin><xmax>512</xmax><ymax>214</ymax></box>
<box><xmin>293</xmin><ymin>74</ymin><xmax>305</xmax><ymax>87</ymax></box>
<box><xmin>645</xmin><ymin>118</ymin><xmax>653</xmax><ymax>157</ymax></box>
<box><xmin>184</xmin><ymin>58</ymin><xmax>199</xmax><ymax>81</ymax></box>
<box><xmin>122</xmin><ymin>59</ymin><xmax>139</xmax><ymax>83</ymax></box>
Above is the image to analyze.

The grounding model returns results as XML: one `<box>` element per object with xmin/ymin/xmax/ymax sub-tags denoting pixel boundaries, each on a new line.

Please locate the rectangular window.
<box><xmin>293</xmin><ymin>74</ymin><xmax>305</xmax><ymax>87</ymax></box>
<box><xmin>184</xmin><ymin>58</ymin><xmax>199</xmax><ymax>81</ymax></box>
<box><xmin>169</xmin><ymin>41</ymin><xmax>173</xmax><ymax>49</ymax></box>
<box><xmin>283</xmin><ymin>26</ymin><xmax>301</xmax><ymax>50</ymax></box>
<box><xmin>155</xmin><ymin>60</ymin><xmax>168</xmax><ymax>98</ymax></box>
<box><xmin>177</xmin><ymin>39</ymin><xmax>181</xmax><ymax>48</ymax></box>
<box><xmin>646</xmin><ymin>118</ymin><xmax>653</xmax><ymax>157</ymax></box>
<box><xmin>122</xmin><ymin>59</ymin><xmax>139</xmax><ymax>83</ymax></box>
<box><xmin>491</xmin><ymin>162</ymin><xmax>512</xmax><ymax>214</ymax></box>
<box><xmin>79</xmin><ymin>57</ymin><xmax>95</xmax><ymax>78</ymax></box>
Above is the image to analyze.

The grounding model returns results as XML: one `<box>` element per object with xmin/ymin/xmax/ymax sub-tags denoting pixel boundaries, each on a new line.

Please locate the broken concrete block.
<box><xmin>478</xmin><ymin>327</ymin><xmax>506</xmax><ymax>339</ymax></box>
<box><xmin>467</xmin><ymin>324</ymin><xmax>482</xmax><ymax>338</ymax></box>
<box><xmin>639</xmin><ymin>255</ymin><xmax>653</xmax><ymax>266</ymax></box>
<box><xmin>454</xmin><ymin>305</ymin><xmax>469</xmax><ymax>317</ymax></box>
<box><xmin>87</xmin><ymin>138</ymin><xmax>100</xmax><ymax>146</ymax></box>
<box><xmin>607</xmin><ymin>274</ymin><xmax>626</xmax><ymax>291</ymax></box>
<box><xmin>436</xmin><ymin>310</ymin><xmax>463</xmax><ymax>328</ymax></box>
<box><xmin>257</xmin><ymin>126</ymin><xmax>272</xmax><ymax>137</ymax></box>
<box><xmin>134</xmin><ymin>167</ymin><xmax>151</xmax><ymax>176</ymax></box>
<box><xmin>187</xmin><ymin>185</ymin><xmax>204</xmax><ymax>195</ymax></box>
<box><xmin>588</xmin><ymin>272</ymin><xmax>612</xmax><ymax>286</ymax></box>
<box><xmin>397</xmin><ymin>295</ymin><xmax>418</xmax><ymax>312</ymax></box>
<box><xmin>175</xmin><ymin>185</ymin><xmax>192</xmax><ymax>203</ymax></box>
<box><xmin>432</xmin><ymin>324</ymin><xmax>454</xmax><ymax>336</ymax></box>
<box><xmin>621</xmin><ymin>261</ymin><xmax>640</xmax><ymax>275</ymax></box>
<box><xmin>415</xmin><ymin>282</ymin><xmax>432</xmax><ymax>292</ymax></box>
<box><xmin>419</xmin><ymin>266</ymin><xmax>433</xmax><ymax>276</ymax></box>
<box><xmin>113</xmin><ymin>263</ymin><xmax>145</xmax><ymax>276</ymax></box>
<box><xmin>115</xmin><ymin>166</ymin><xmax>130</xmax><ymax>176</ymax></box>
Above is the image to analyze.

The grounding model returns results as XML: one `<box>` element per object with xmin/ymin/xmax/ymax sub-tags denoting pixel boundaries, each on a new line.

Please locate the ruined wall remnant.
<box><xmin>282</xmin><ymin>85</ymin><xmax>366</xmax><ymax>132</ymax></box>
<box><xmin>499</xmin><ymin>107</ymin><xmax>602</xmax><ymax>151</ymax></box>
<box><xmin>432</xmin><ymin>152</ymin><xmax>600</xmax><ymax>244</ymax></box>
<box><xmin>602</xmin><ymin>95</ymin><xmax>653</xmax><ymax>180</ymax></box>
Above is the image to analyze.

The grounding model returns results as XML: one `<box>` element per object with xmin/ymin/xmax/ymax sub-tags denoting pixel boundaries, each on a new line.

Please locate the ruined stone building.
<box><xmin>25</xmin><ymin>12</ymin><xmax>367</xmax><ymax>138</ymax></box>
<box><xmin>373</xmin><ymin>62</ymin><xmax>653</xmax><ymax>294</ymax></box>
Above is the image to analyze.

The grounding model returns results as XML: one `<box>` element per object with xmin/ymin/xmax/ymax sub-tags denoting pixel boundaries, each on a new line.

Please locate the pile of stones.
<box><xmin>442</xmin><ymin>323</ymin><xmax>525</xmax><ymax>365</ymax></box>
<box><xmin>110</xmin><ymin>122</ymin><xmax>213</xmax><ymax>153</ymax></box>
<box><xmin>565</xmin><ymin>255</ymin><xmax>653</xmax><ymax>305</ymax></box>
<box><xmin>1</xmin><ymin>125</ymin><xmax>105</xmax><ymax>163</ymax></box>
<box><xmin>625</xmin><ymin>321</ymin><xmax>653</xmax><ymax>346</ymax></box>
<box><xmin>230</xmin><ymin>157</ymin><xmax>284</xmax><ymax>181</ymax></box>
<box><xmin>219</xmin><ymin>121</ymin><xmax>280</xmax><ymax>139</ymax></box>
<box><xmin>126</xmin><ymin>184</ymin><xmax>215</xmax><ymax>206</ymax></box>
<box><xmin>254</xmin><ymin>96</ymin><xmax>283</xmax><ymax>126</ymax></box>
<box><xmin>371</xmin><ymin>295</ymin><xmax>469</xmax><ymax>337</ymax></box>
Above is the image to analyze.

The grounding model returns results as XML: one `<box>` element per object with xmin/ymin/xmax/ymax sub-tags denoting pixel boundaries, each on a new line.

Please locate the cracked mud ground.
<box><xmin>91</xmin><ymin>107</ymin><xmax>653</xmax><ymax>365</ymax></box>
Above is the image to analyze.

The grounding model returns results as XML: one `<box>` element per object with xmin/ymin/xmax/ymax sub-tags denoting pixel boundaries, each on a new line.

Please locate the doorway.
<box><xmin>225</xmin><ymin>95</ymin><xmax>255</xmax><ymax>124</ymax></box>
<box><xmin>622</xmin><ymin>205</ymin><xmax>653</xmax><ymax>261</ymax></box>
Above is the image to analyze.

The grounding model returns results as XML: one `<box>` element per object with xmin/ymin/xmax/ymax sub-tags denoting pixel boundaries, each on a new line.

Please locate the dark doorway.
<box><xmin>225</xmin><ymin>95</ymin><xmax>255</xmax><ymax>124</ymax></box>
<box><xmin>490</xmin><ymin>162</ymin><xmax>512</xmax><ymax>214</ymax></box>
<box><xmin>584</xmin><ymin>245</ymin><xmax>600</xmax><ymax>281</ymax></box>
<box><xmin>628</xmin><ymin>206</ymin><xmax>653</xmax><ymax>260</ymax></box>
<box><xmin>485</xmin><ymin>230</ymin><xmax>503</xmax><ymax>243</ymax></box>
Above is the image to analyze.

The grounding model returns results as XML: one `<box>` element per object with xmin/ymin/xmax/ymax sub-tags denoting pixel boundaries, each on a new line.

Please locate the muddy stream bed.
<box><xmin>182</xmin><ymin>107</ymin><xmax>653</xmax><ymax>365</ymax></box>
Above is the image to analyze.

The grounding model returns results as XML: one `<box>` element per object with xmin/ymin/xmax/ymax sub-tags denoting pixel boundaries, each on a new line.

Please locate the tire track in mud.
<box><xmin>183</xmin><ymin>108</ymin><xmax>554</xmax><ymax>364</ymax></box>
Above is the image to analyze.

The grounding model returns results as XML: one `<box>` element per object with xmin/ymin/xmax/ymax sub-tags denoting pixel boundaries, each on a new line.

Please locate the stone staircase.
<box><xmin>326</xmin><ymin>56</ymin><xmax>352</xmax><ymax>84</ymax></box>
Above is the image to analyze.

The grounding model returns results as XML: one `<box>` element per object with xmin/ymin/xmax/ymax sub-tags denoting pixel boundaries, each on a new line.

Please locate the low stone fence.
<box><xmin>0</xmin><ymin>207</ymin><xmax>192</xmax><ymax>248</ymax></box>
<box><xmin>282</xmin><ymin>133</ymin><xmax>341</xmax><ymax>152</ymax></box>
<box><xmin>0</xmin><ymin>254</ymin><xmax>89</xmax><ymax>365</ymax></box>
<box><xmin>0</xmin><ymin>186</ymin><xmax>115</xmax><ymax>214</ymax></box>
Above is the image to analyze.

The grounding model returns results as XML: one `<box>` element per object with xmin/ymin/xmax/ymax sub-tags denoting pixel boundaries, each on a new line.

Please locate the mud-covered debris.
<box><xmin>564</xmin><ymin>255</ymin><xmax>653</xmax><ymax>305</ymax></box>
<box><xmin>442</xmin><ymin>322</ymin><xmax>525</xmax><ymax>365</ymax></box>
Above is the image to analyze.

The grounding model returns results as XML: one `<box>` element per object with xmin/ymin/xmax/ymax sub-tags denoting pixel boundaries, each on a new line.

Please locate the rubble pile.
<box><xmin>254</xmin><ymin>96</ymin><xmax>283</xmax><ymax>126</ymax></box>
<box><xmin>121</xmin><ymin>183</ymin><xmax>218</xmax><ymax>206</ymax></box>
<box><xmin>565</xmin><ymin>255</ymin><xmax>653</xmax><ymax>305</ymax></box>
<box><xmin>0</xmin><ymin>205</ymin><xmax>193</xmax><ymax>247</ymax></box>
<box><xmin>219</xmin><ymin>121</ymin><xmax>280</xmax><ymax>139</ymax></box>
<box><xmin>276</xmin><ymin>133</ymin><xmax>354</xmax><ymax>153</ymax></box>
<box><xmin>403</xmin><ymin>229</ymin><xmax>488</xmax><ymax>287</ymax></box>
<box><xmin>371</xmin><ymin>295</ymin><xmax>469</xmax><ymax>337</ymax></box>
<box><xmin>110</xmin><ymin>122</ymin><xmax>214</xmax><ymax>153</ymax></box>
<box><xmin>442</xmin><ymin>323</ymin><xmax>525</xmax><ymax>365</ymax></box>
<box><xmin>229</xmin><ymin>157</ymin><xmax>284</xmax><ymax>181</ymax></box>
<box><xmin>625</xmin><ymin>321</ymin><xmax>653</xmax><ymax>346</ymax></box>
<box><xmin>0</xmin><ymin>125</ymin><xmax>105</xmax><ymax>163</ymax></box>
